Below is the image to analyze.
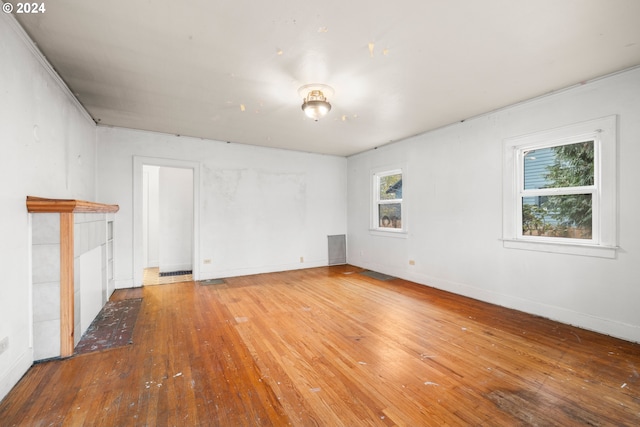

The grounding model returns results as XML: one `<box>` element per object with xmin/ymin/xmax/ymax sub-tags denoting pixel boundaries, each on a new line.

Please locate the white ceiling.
<box><xmin>12</xmin><ymin>0</ymin><xmax>640</xmax><ymax>156</ymax></box>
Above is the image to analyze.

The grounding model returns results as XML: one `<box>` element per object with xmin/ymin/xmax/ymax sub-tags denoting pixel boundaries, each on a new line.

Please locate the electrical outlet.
<box><xmin>300</xmin><ymin>256</ymin><xmax>304</xmax><ymax>263</ymax></box>
<box><xmin>203</xmin><ymin>259</ymin><xmax>212</xmax><ymax>264</ymax></box>
<box><xmin>409</xmin><ymin>260</ymin><xmax>416</xmax><ymax>266</ymax></box>
<box><xmin>0</xmin><ymin>337</ymin><xmax>8</xmax><ymax>355</ymax></box>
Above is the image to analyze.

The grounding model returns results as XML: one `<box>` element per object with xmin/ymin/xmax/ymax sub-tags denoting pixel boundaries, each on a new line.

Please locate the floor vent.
<box><xmin>159</xmin><ymin>270</ymin><xmax>192</xmax><ymax>277</ymax></box>
<box><xmin>360</xmin><ymin>270</ymin><xmax>396</xmax><ymax>281</ymax></box>
<box><xmin>198</xmin><ymin>278</ymin><xmax>226</xmax><ymax>286</ymax></box>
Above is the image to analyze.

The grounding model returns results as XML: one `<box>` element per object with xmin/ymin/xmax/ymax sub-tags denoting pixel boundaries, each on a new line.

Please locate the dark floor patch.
<box><xmin>75</xmin><ymin>298</ymin><xmax>142</xmax><ymax>355</ymax></box>
<box><xmin>360</xmin><ymin>270</ymin><xmax>396</xmax><ymax>281</ymax></box>
<box><xmin>487</xmin><ymin>389</ymin><xmax>605</xmax><ymax>426</ymax></box>
<box><xmin>487</xmin><ymin>389</ymin><xmax>540</xmax><ymax>425</ymax></box>
<box><xmin>159</xmin><ymin>270</ymin><xmax>192</xmax><ymax>277</ymax></box>
<box><xmin>198</xmin><ymin>278</ymin><xmax>226</xmax><ymax>286</ymax></box>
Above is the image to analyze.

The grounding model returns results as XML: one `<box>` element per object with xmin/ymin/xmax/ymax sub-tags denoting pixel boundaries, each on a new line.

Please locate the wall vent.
<box><xmin>328</xmin><ymin>234</ymin><xmax>346</xmax><ymax>265</ymax></box>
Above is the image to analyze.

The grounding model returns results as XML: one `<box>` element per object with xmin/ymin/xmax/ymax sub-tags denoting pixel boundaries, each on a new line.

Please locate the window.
<box><xmin>372</xmin><ymin>169</ymin><xmax>404</xmax><ymax>232</ymax></box>
<box><xmin>522</xmin><ymin>140</ymin><xmax>595</xmax><ymax>240</ymax></box>
<box><xmin>503</xmin><ymin>116</ymin><xmax>617</xmax><ymax>258</ymax></box>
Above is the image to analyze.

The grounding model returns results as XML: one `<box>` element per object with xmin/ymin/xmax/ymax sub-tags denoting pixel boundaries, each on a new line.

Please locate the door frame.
<box><xmin>133</xmin><ymin>156</ymin><xmax>201</xmax><ymax>286</ymax></box>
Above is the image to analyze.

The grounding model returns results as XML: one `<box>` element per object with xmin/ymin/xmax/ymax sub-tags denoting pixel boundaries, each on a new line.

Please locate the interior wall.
<box><xmin>0</xmin><ymin>14</ymin><xmax>97</xmax><ymax>400</ymax></box>
<box><xmin>96</xmin><ymin>127</ymin><xmax>347</xmax><ymax>287</ymax></box>
<box><xmin>158</xmin><ymin>167</ymin><xmax>193</xmax><ymax>273</ymax></box>
<box><xmin>347</xmin><ymin>67</ymin><xmax>640</xmax><ymax>343</ymax></box>
<box><xmin>143</xmin><ymin>166</ymin><xmax>160</xmax><ymax>268</ymax></box>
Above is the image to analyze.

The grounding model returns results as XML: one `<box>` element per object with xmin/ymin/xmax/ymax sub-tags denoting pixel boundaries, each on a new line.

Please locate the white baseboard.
<box><xmin>0</xmin><ymin>349</ymin><xmax>33</xmax><ymax>402</ymax></box>
<box><xmin>115</xmin><ymin>278</ymin><xmax>136</xmax><ymax>289</ymax></box>
<box><xmin>199</xmin><ymin>260</ymin><xmax>327</xmax><ymax>281</ymax></box>
<box><xmin>158</xmin><ymin>263</ymin><xmax>192</xmax><ymax>273</ymax></box>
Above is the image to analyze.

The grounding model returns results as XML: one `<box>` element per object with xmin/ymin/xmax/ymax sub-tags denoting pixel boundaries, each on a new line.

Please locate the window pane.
<box><xmin>522</xmin><ymin>194</ymin><xmax>592</xmax><ymax>239</ymax></box>
<box><xmin>523</xmin><ymin>141</ymin><xmax>594</xmax><ymax>190</ymax></box>
<box><xmin>379</xmin><ymin>174</ymin><xmax>402</xmax><ymax>200</ymax></box>
<box><xmin>378</xmin><ymin>204</ymin><xmax>402</xmax><ymax>228</ymax></box>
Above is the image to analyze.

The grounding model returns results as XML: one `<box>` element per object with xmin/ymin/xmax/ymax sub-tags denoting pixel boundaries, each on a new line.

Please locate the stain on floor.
<box><xmin>75</xmin><ymin>298</ymin><xmax>142</xmax><ymax>355</ymax></box>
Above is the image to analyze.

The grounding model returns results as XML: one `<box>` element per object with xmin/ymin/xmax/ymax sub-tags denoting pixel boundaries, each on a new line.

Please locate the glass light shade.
<box><xmin>301</xmin><ymin>89</ymin><xmax>331</xmax><ymax>120</ymax></box>
<box><xmin>302</xmin><ymin>100</ymin><xmax>331</xmax><ymax>120</ymax></box>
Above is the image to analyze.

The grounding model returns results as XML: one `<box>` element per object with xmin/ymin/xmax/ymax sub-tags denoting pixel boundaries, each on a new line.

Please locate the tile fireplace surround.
<box><xmin>27</xmin><ymin>196</ymin><xmax>119</xmax><ymax>359</ymax></box>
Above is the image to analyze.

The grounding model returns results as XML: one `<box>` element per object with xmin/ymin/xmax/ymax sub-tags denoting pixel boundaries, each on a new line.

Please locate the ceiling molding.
<box><xmin>1</xmin><ymin>5</ymin><xmax>94</xmax><ymax>126</ymax></box>
<box><xmin>348</xmin><ymin>65</ymin><xmax>640</xmax><ymax>159</ymax></box>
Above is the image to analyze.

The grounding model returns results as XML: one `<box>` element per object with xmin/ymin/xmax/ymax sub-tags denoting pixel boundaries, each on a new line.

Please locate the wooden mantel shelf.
<box><xmin>26</xmin><ymin>196</ymin><xmax>119</xmax><ymax>213</ymax></box>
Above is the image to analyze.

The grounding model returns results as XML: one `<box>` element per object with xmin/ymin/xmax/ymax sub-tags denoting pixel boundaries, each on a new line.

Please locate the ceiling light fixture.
<box><xmin>299</xmin><ymin>84</ymin><xmax>333</xmax><ymax>121</ymax></box>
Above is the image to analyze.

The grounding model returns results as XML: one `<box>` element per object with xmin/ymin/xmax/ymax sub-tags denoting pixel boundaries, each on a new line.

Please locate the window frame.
<box><xmin>517</xmin><ymin>138</ymin><xmax>598</xmax><ymax>244</ymax></box>
<box><xmin>371</xmin><ymin>167</ymin><xmax>407</xmax><ymax>236</ymax></box>
<box><xmin>502</xmin><ymin>116</ymin><xmax>617</xmax><ymax>258</ymax></box>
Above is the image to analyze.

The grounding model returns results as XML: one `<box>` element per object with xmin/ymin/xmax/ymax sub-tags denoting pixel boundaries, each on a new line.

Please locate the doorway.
<box><xmin>133</xmin><ymin>157</ymin><xmax>200</xmax><ymax>287</ymax></box>
<box><xmin>142</xmin><ymin>165</ymin><xmax>194</xmax><ymax>285</ymax></box>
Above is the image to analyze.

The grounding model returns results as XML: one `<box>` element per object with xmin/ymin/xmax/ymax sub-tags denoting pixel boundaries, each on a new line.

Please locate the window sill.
<box><xmin>502</xmin><ymin>238</ymin><xmax>617</xmax><ymax>259</ymax></box>
<box><xmin>369</xmin><ymin>229</ymin><xmax>409</xmax><ymax>239</ymax></box>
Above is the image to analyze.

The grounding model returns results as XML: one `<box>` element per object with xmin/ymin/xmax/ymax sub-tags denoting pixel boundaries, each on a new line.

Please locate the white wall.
<box><xmin>0</xmin><ymin>14</ymin><xmax>97</xmax><ymax>399</ymax></box>
<box><xmin>97</xmin><ymin>127</ymin><xmax>347</xmax><ymax>286</ymax></box>
<box><xmin>143</xmin><ymin>165</ymin><xmax>160</xmax><ymax>267</ymax></box>
<box><xmin>158</xmin><ymin>167</ymin><xmax>193</xmax><ymax>273</ymax></box>
<box><xmin>347</xmin><ymin>67</ymin><xmax>640</xmax><ymax>343</ymax></box>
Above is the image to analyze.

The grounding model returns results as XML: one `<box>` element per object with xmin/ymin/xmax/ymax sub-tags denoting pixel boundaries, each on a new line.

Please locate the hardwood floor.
<box><xmin>1</xmin><ymin>265</ymin><xmax>639</xmax><ymax>426</ymax></box>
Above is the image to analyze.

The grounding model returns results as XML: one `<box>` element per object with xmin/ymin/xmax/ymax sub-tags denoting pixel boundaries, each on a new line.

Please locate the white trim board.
<box><xmin>133</xmin><ymin>156</ymin><xmax>201</xmax><ymax>286</ymax></box>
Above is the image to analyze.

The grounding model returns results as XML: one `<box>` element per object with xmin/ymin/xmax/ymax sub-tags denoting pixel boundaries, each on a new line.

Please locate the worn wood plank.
<box><xmin>1</xmin><ymin>266</ymin><xmax>639</xmax><ymax>425</ymax></box>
